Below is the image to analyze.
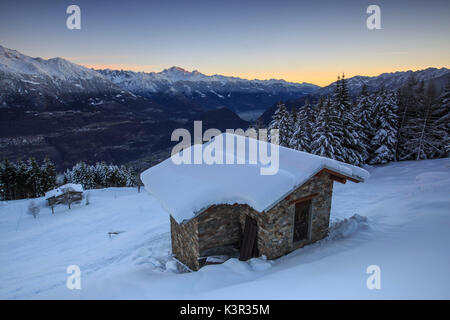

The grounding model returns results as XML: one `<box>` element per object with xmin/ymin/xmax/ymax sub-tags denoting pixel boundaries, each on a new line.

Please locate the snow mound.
<box><xmin>415</xmin><ymin>171</ymin><xmax>449</xmax><ymax>184</ymax></box>
<box><xmin>141</xmin><ymin>133</ymin><xmax>369</xmax><ymax>223</ymax></box>
<box><xmin>413</xmin><ymin>172</ymin><xmax>450</xmax><ymax>192</ymax></box>
<box><xmin>248</xmin><ymin>256</ymin><xmax>274</xmax><ymax>271</ymax></box>
<box><xmin>327</xmin><ymin>214</ymin><xmax>369</xmax><ymax>240</ymax></box>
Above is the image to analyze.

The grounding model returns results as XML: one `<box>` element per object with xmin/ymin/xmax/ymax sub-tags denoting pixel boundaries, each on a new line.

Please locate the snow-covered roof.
<box><xmin>141</xmin><ymin>133</ymin><xmax>369</xmax><ymax>223</ymax></box>
<box><xmin>45</xmin><ymin>183</ymin><xmax>83</xmax><ymax>199</ymax></box>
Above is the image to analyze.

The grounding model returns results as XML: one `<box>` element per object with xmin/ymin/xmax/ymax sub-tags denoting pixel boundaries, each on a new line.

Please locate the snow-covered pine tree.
<box><xmin>414</xmin><ymin>83</ymin><xmax>439</xmax><ymax>160</ymax></box>
<box><xmin>26</xmin><ymin>158</ymin><xmax>43</xmax><ymax>198</ymax></box>
<box><xmin>334</xmin><ymin>74</ymin><xmax>364</xmax><ymax>165</ymax></box>
<box><xmin>398</xmin><ymin>81</ymin><xmax>443</xmax><ymax>160</ymax></box>
<box><xmin>71</xmin><ymin>162</ymin><xmax>97</xmax><ymax>189</ymax></box>
<box><xmin>431</xmin><ymin>83</ymin><xmax>450</xmax><ymax>157</ymax></box>
<box><xmin>325</xmin><ymin>75</ymin><xmax>352</xmax><ymax>163</ymax></box>
<box><xmin>124</xmin><ymin>166</ymin><xmax>137</xmax><ymax>187</ymax></box>
<box><xmin>311</xmin><ymin>97</ymin><xmax>344</xmax><ymax>160</ymax></box>
<box><xmin>109</xmin><ymin>165</ymin><xmax>124</xmax><ymax>187</ymax></box>
<box><xmin>40</xmin><ymin>157</ymin><xmax>56</xmax><ymax>193</ymax></box>
<box><xmin>408</xmin><ymin>82</ymin><xmax>449</xmax><ymax>159</ymax></box>
<box><xmin>290</xmin><ymin>106</ymin><xmax>297</xmax><ymax>126</ymax></box>
<box><xmin>397</xmin><ymin>80</ymin><xmax>428</xmax><ymax>160</ymax></box>
<box><xmin>290</xmin><ymin>98</ymin><xmax>313</xmax><ymax>152</ymax></box>
<box><xmin>93</xmin><ymin>162</ymin><xmax>107</xmax><ymax>187</ymax></box>
<box><xmin>0</xmin><ymin>160</ymin><xmax>16</xmax><ymax>200</ymax></box>
<box><xmin>80</xmin><ymin>162</ymin><xmax>91</xmax><ymax>188</ymax></box>
<box><xmin>369</xmin><ymin>91</ymin><xmax>399</xmax><ymax>164</ymax></box>
<box><xmin>396</xmin><ymin>78</ymin><xmax>417</xmax><ymax>160</ymax></box>
<box><xmin>63</xmin><ymin>168</ymin><xmax>73</xmax><ymax>185</ymax></box>
<box><xmin>268</xmin><ymin>102</ymin><xmax>293</xmax><ymax>146</ymax></box>
<box><xmin>355</xmin><ymin>85</ymin><xmax>376</xmax><ymax>163</ymax></box>
<box><xmin>15</xmin><ymin>160</ymin><xmax>29</xmax><ymax>199</ymax></box>
<box><xmin>71</xmin><ymin>162</ymin><xmax>82</xmax><ymax>186</ymax></box>
<box><xmin>84</xmin><ymin>164</ymin><xmax>96</xmax><ymax>190</ymax></box>
<box><xmin>0</xmin><ymin>160</ymin><xmax>7</xmax><ymax>200</ymax></box>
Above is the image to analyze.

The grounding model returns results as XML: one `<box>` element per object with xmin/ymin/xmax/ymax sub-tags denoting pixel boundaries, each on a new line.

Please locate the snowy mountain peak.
<box><xmin>163</xmin><ymin>66</ymin><xmax>190</xmax><ymax>74</ymax></box>
<box><xmin>0</xmin><ymin>45</ymin><xmax>130</xmax><ymax>107</ymax></box>
<box><xmin>157</xmin><ymin>66</ymin><xmax>209</xmax><ymax>82</ymax></box>
<box><xmin>0</xmin><ymin>45</ymin><xmax>22</xmax><ymax>59</ymax></box>
<box><xmin>0</xmin><ymin>45</ymin><xmax>103</xmax><ymax>80</ymax></box>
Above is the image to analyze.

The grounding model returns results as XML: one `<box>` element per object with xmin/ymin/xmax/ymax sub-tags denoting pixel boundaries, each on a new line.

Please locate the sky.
<box><xmin>0</xmin><ymin>0</ymin><xmax>449</xmax><ymax>86</ymax></box>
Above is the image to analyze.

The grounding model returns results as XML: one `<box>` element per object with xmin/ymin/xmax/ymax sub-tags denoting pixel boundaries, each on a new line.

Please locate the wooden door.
<box><xmin>239</xmin><ymin>215</ymin><xmax>258</xmax><ymax>261</ymax></box>
<box><xmin>293</xmin><ymin>200</ymin><xmax>311</xmax><ymax>242</ymax></box>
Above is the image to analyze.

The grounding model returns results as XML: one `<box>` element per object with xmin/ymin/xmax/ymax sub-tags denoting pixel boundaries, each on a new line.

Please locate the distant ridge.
<box><xmin>317</xmin><ymin>67</ymin><xmax>450</xmax><ymax>96</ymax></box>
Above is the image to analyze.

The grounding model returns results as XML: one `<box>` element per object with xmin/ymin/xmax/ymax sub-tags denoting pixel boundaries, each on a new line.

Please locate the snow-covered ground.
<box><xmin>1</xmin><ymin>158</ymin><xmax>449</xmax><ymax>299</ymax></box>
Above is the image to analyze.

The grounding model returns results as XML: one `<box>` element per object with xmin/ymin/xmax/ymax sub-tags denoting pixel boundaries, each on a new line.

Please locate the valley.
<box><xmin>1</xmin><ymin>44</ymin><xmax>448</xmax><ymax>171</ymax></box>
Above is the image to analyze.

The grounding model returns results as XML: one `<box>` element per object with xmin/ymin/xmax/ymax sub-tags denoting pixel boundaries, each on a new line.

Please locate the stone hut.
<box><xmin>141</xmin><ymin>133</ymin><xmax>369</xmax><ymax>271</ymax></box>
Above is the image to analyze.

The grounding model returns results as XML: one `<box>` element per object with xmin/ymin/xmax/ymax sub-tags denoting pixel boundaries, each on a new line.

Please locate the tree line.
<box><xmin>0</xmin><ymin>157</ymin><xmax>56</xmax><ymax>201</ymax></box>
<box><xmin>63</xmin><ymin>162</ymin><xmax>137</xmax><ymax>190</ymax></box>
<box><xmin>266</xmin><ymin>74</ymin><xmax>449</xmax><ymax>166</ymax></box>
<box><xmin>0</xmin><ymin>159</ymin><xmax>138</xmax><ymax>201</ymax></box>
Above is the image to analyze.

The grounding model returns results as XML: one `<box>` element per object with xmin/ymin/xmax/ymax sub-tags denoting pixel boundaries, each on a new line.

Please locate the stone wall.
<box><xmin>197</xmin><ymin>204</ymin><xmax>244</xmax><ymax>255</ymax></box>
<box><xmin>170</xmin><ymin>171</ymin><xmax>334</xmax><ymax>270</ymax></box>
<box><xmin>252</xmin><ymin>171</ymin><xmax>334</xmax><ymax>259</ymax></box>
<box><xmin>170</xmin><ymin>216</ymin><xmax>199</xmax><ymax>271</ymax></box>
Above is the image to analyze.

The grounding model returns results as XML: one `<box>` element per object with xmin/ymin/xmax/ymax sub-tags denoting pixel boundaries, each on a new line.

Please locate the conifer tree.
<box><xmin>311</xmin><ymin>97</ymin><xmax>344</xmax><ymax>160</ymax></box>
<box><xmin>333</xmin><ymin>74</ymin><xmax>364</xmax><ymax>165</ymax></box>
<box><xmin>15</xmin><ymin>160</ymin><xmax>29</xmax><ymax>199</ymax></box>
<box><xmin>26</xmin><ymin>158</ymin><xmax>42</xmax><ymax>197</ymax></box>
<box><xmin>0</xmin><ymin>160</ymin><xmax>15</xmax><ymax>200</ymax></box>
<box><xmin>369</xmin><ymin>91</ymin><xmax>399</xmax><ymax>164</ymax></box>
<box><xmin>396</xmin><ymin>78</ymin><xmax>418</xmax><ymax>160</ymax></box>
<box><xmin>63</xmin><ymin>168</ymin><xmax>73</xmax><ymax>185</ymax></box>
<box><xmin>40</xmin><ymin>157</ymin><xmax>56</xmax><ymax>193</ymax></box>
<box><xmin>290</xmin><ymin>106</ymin><xmax>297</xmax><ymax>125</ymax></box>
<box><xmin>268</xmin><ymin>102</ymin><xmax>293</xmax><ymax>146</ymax></box>
<box><xmin>290</xmin><ymin>98</ymin><xmax>313</xmax><ymax>152</ymax></box>
<box><xmin>0</xmin><ymin>161</ymin><xmax>7</xmax><ymax>200</ymax></box>
<box><xmin>398</xmin><ymin>81</ymin><xmax>442</xmax><ymax>160</ymax></box>
<box><xmin>431</xmin><ymin>83</ymin><xmax>450</xmax><ymax>157</ymax></box>
<box><xmin>355</xmin><ymin>85</ymin><xmax>375</xmax><ymax>162</ymax></box>
<box><xmin>321</xmin><ymin>76</ymin><xmax>346</xmax><ymax>162</ymax></box>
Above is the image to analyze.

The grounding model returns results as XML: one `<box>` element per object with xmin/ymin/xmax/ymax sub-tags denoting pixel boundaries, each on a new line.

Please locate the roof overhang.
<box><xmin>316</xmin><ymin>167</ymin><xmax>363</xmax><ymax>184</ymax></box>
<box><xmin>261</xmin><ymin>165</ymin><xmax>365</xmax><ymax>213</ymax></box>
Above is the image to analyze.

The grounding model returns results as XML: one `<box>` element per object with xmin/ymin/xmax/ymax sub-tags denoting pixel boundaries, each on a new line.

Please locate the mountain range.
<box><xmin>0</xmin><ymin>45</ymin><xmax>318</xmax><ymax>119</ymax></box>
<box><xmin>97</xmin><ymin>67</ymin><xmax>320</xmax><ymax>120</ymax></box>
<box><xmin>317</xmin><ymin>67</ymin><xmax>450</xmax><ymax>96</ymax></box>
<box><xmin>0</xmin><ymin>44</ymin><xmax>448</xmax><ymax>170</ymax></box>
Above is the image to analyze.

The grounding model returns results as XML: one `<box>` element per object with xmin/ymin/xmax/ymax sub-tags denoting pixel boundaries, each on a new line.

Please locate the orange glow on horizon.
<box><xmin>79</xmin><ymin>63</ymin><xmax>449</xmax><ymax>87</ymax></box>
